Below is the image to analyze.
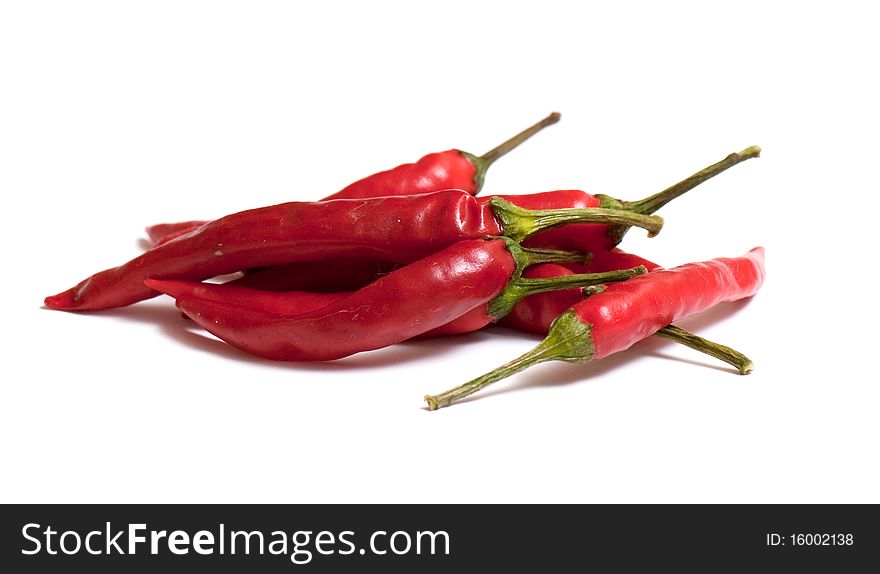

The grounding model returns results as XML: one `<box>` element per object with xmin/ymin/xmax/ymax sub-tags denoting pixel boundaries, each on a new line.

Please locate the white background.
<box><xmin>2</xmin><ymin>1</ymin><xmax>878</xmax><ymax>503</ymax></box>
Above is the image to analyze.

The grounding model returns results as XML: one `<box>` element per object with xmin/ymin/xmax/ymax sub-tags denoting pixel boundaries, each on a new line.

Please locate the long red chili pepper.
<box><xmin>145</xmin><ymin>238</ymin><xmax>647</xmax><ymax>361</ymax></box>
<box><xmin>45</xmin><ymin>192</ymin><xmax>662</xmax><ymax>311</ymax></box>
<box><xmin>500</xmin><ymin>251</ymin><xmax>754</xmax><ymax>373</ymax></box>
<box><xmin>144</xmin><ymin>112</ymin><xmax>562</xmax><ymax>246</ymax></box>
<box><xmin>323</xmin><ymin>111</ymin><xmax>561</xmax><ymax>199</ymax></box>
<box><xmin>424</xmin><ymin>247</ymin><xmax>765</xmax><ymax>409</ymax></box>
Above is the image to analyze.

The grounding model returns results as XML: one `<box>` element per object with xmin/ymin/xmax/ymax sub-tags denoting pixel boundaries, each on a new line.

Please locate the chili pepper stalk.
<box><xmin>425</xmin><ymin>248</ymin><xmax>765</xmax><ymax>410</ymax></box>
<box><xmin>654</xmin><ymin>325</ymin><xmax>753</xmax><ymax>375</ymax></box>
<box><xmin>462</xmin><ymin>112</ymin><xmax>561</xmax><ymax>193</ymax></box>
<box><xmin>597</xmin><ymin>146</ymin><xmax>761</xmax><ymax>245</ymax></box>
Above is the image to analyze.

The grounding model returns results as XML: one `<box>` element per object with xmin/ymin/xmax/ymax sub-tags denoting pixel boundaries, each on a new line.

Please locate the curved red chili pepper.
<box><xmin>146</xmin><ymin>238</ymin><xmax>645</xmax><ymax>361</ymax></box>
<box><xmin>147</xmin><ymin>280</ymin><xmax>347</xmax><ymax>316</ymax></box>
<box><xmin>45</xmin><ymin>191</ymin><xmax>661</xmax><ymax>311</ymax></box>
<box><xmin>144</xmin><ymin>112</ymin><xmax>562</xmax><ymax>245</ymax></box>
<box><xmin>425</xmin><ymin>247</ymin><xmax>765</xmax><ymax>409</ymax></box>
<box><xmin>150</xmin><ymin>281</ymin><xmax>497</xmax><ymax>338</ymax></box>
<box><xmin>324</xmin><ymin>112</ymin><xmax>561</xmax><ymax>199</ymax></box>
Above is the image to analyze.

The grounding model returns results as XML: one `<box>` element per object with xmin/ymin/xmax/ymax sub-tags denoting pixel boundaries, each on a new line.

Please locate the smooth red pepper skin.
<box><xmin>500</xmin><ymin>249</ymin><xmax>662</xmax><ymax>335</ymax></box>
<box><xmin>498</xmin><ymin>263</ymin><xmax>584</xmax><ymax>335</ymax></box>
<box><xmin>421</xmin><ymin>306</ymin><xmax>495</xmax><ymax>336</ymax></box>
<box><xmin>149</xmin><ymin>189</ymin><xmax>609</xmax><ymax>293</ymax></box>
<box><xmin>146</xmin><ymin>280</ymin><xmax>346</xmax><ymax>316</ymax></box>
<box><xmin>324</xmin><ymin>150</ymin><xmax>478</xmax><ymax>200</ymax></box>
<box><xmin>46</xmin><ymin>190</ymin><xmax>501</xmax><ymax>311</ymax></box>
<box><xmin>148</xmin><ymin>279</ymin><xmax>492</xmax><ymax>337</ymax></box>
<box><xmin>145</xmin><ymin>152</ymin><xmax>479</xmax><ymax>246</ymax></box>
<box><xmin>577</xmin><ymin>247</ymin><xmax>765</xmax><ymax>360</ymax></box>
<box><xmin>145</xmin><ymin>221</ymin><xmax>208</xmax><ymax>245</ymax></box>
<box><xmin>148</xmin><ymin>239</ymin><xmax>517</xmax><ymax>361</ymax></box>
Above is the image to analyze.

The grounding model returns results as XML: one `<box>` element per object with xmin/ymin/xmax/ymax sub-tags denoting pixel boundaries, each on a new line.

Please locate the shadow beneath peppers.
<box><xmin>452</xmin><ymin>298</ymin><xmax>757</xmax><ymax>406</ymax></box>
<box><xmin>88</xmin><ymin>297</ymin><xmax>487</xmax><ymax>371</ymax></box>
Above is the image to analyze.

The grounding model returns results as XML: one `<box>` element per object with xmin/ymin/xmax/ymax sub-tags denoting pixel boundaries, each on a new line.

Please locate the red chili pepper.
<box><xmin>146</xmin><ymin>238</ymin><xmax>646</xmax><ymax>361</ymax></box>
<box><xmin>323</xmin><ymin>112</ymin><xmax>561</xmax><ymax>199</ymax></box>
<box><xmin>425</xmin><ymin>247</ymin><xmax>765</xmax><ymax>409</ymax></box>
<box><xmin>45</xmin><ymin>191</ymin><xmax>662</xmax><ymax>311</ymax></box>
<box><xmin>498</xmin><ymin>250</ymin><xmax>754</xmax><ymax>374</ymax></box>
<box><xmin>143</xmin><ymin>112</ymin><xmax>562</xmax><ymax>246</ymax></box>
<box><xmin>145</xmin><ymin>221</ymin><xmax>208</xmax><ymax>246</ymax></box>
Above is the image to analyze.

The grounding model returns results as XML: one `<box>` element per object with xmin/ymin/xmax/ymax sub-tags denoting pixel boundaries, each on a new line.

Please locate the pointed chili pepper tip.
<box><xmin>44</xmin><ymin>291</ymin><xmax>75</xmax><ymax>310</ymax></box>
<box><xmin>44</xmin><ymin>280</ymin><xmax>90</xmax><ymax>310</ymax></box>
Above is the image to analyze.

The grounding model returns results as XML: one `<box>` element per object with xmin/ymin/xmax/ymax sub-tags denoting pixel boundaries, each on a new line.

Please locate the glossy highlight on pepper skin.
<box><xmin>579</xmin><ymin>247</ymin><xmax>765</xmax><ymax>360</ymax></box>
<box><xmin>325</xmin><ymin>150</ymin><xmax>477</xmax><ymax>200</ymax></box>
<box><xmin>151</xmin><ymin>239</ymin><xmax>518</xmax><ymax>361</ymax></box>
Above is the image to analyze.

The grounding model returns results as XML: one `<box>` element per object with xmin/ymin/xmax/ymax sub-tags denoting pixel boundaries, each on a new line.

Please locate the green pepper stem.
<box><xmin>520</xmin><ymin>246</ymin><xmax>592</xmax><ymax>267</ymax></box>
<box><xmin>655</xmin><ymin>325</ymin><xmax>754</xmax><ymax>375</ymax></box>
<box><xmin>598</xmin><ymin>145</ymin><xmax>760</xmax><ymax>245</ymax></box>
<box><xmin>488</xmin><ymin>266</ymin><xmax>647</xmax><ymax>319</ymax></box>
<box><xmin>425</xmin><ymin>310</ymin><xmax>594</xmax><ymax>410</ymax></box>
<box><xmin>424</xmin><ymin>315</ymin><xmax>755</xmax><ymax>410</ymax></box>
<box><xmin>466</xmin><ymin>112</ymin><xmax>561</xmax><ymax>193</ymax></box>
<box><xmin>492</xmin><ymin>196</ymin><xmax>664</xmax><ymax>243</ymax></box>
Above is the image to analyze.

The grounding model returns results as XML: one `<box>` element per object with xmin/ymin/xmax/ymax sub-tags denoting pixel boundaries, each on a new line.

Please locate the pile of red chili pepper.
<box><xmin>44</xmin><ymin>113</ymin><xmax>765</xmax><ymax>410</ymax></box>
